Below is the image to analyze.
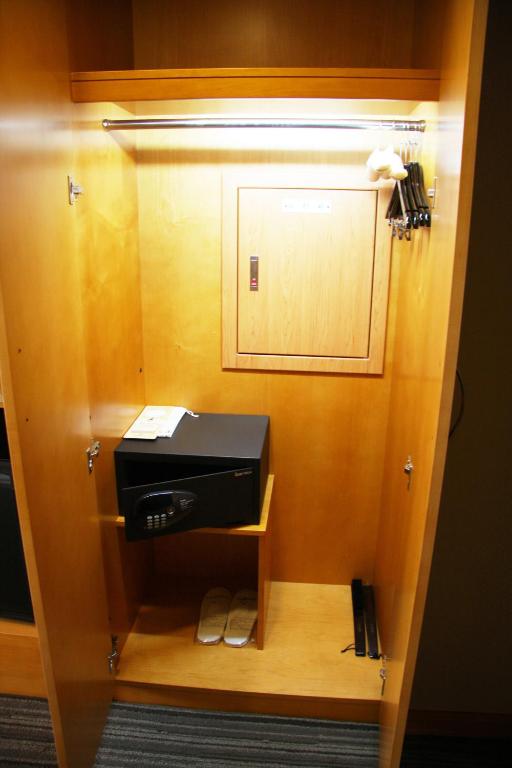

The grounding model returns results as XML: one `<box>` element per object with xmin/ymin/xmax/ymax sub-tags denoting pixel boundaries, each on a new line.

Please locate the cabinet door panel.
<box><xmin>0</xmin><ymin>3</ymin><xmax>113</xmax><ymax>767</ymax></box>
<box><xmin>237</xmin><ymin>188</ymin><xmax>376</xmax><ymax>358</ymax></box>
<box><xmin>223</xmin><ymin>172</ymin><xmax>392</xmax><ymax>374</ymax></box>
<box><xmin>376</xmin><ymin>2</ymin><xmax>488</xmax><ymax>766</ymax></box>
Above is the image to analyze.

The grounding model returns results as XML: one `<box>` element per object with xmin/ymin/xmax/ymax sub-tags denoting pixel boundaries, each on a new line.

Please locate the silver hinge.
<box><xmin>107</xmin><ymin>635</ymin><xmax>119</xmax><ymax>674</ymax></box>
<box><xmin>404</xmin><ymin>455</ymin><xmax>414</xmax><ymax>490</ymax></box>
<box><xmin>379</xmin><ymin>654</ymin><xmax>389</xmax><ymax>695</ymax></box>
<box><xmin>379</xmin><ymin>666</ymin><xmax>387</xmax><ymax>696</ymax></box>
<box><xmin>86</xmin><ymin>440</ymin><xmax>101</xmax><ymax>474</ymax></box>
<box><xmin>68</xmin><ymin>175</ymin><xmax>84</xmax><ymax>205</ymax></box>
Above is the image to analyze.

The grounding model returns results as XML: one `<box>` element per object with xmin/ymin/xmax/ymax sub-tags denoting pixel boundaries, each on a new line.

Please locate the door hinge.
<box><xmin>404</xmin><ymin>455</ymin><xmax>414</xmax><ymax>491</ymax></box>
<box><xmin>68</xmin><ymin>175</ymin><xmax>84</xmax><ymax>205</ymax></box>
<box><xmin>379</xmin><ymin>654</ymin><xmax>388</xmax><ymax>696</ymax></box>
<box><xmin>107</xmin><ymin>635</ymin><xmax>119</xmax><ymax>674</ymax></box>
<box><xmin>86</xmin><ymin>439</ymin><xmax>101</xmax><ymax>474</ymax></box>
<box><xmin>379</xmin><ymin>666</ymin><xmax>387</xmax><ymax>695</ymax></box>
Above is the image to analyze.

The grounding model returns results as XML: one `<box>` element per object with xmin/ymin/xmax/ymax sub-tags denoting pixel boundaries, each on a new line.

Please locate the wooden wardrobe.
<box><xmin>0</xmin><ymin>2</ymin><xmax>488</xmax><ymax>767</ymax></box>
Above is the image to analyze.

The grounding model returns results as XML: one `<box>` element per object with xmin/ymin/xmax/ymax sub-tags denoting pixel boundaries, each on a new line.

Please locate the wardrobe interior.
<box><xmin>0</xmin><ymin>2</ymin><xmax>487</xmax><ymax>767</ymax></box>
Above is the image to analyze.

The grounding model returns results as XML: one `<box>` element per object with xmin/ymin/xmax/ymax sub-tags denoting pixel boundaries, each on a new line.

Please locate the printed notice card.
<box><xmin>123</xmin><ymin>406</ymin><xmax>197</xmax><ymax>440</ymax></box>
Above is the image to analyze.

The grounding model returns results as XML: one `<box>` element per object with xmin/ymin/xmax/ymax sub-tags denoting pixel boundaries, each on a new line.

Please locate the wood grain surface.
<box><xmin>375</xmin><ymin>2</ymin><xmax>489</xmax><ymax>766</ymax></box>
<box><xmin>131</xmin><ymin>1</ymin><xmax>418</xmax><ymax>70</ymax></box>
<box><xmin>71</xmin><ymin>67</ymin><xmax>440</xmax><ymax>103</ymax></box>
<box><xmin>115</xmin><ymin>581</ymin><xmax>381</xmax><ymax>716</ymax></box>
<box><xmin>72</xmin><ymin>100</ymin><xmax>150</xmax><ymax>644</ymax></box>
<box><xmin>0</xmin><ymin>620</ymin><xmax>45</xmax><ymax>698</ymax></box>
<box><xmin>134</xmin><ymin>107</ymin><xmax>401</xmax><ymax>585</ymax></box>
<box><xmin>0</xmin><ymin>3</ymin><xmax>114</xmax><ymax>766</ymax></box>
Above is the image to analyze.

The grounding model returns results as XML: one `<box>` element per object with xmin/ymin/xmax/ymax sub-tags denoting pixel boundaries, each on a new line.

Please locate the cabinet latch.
<box><xmin>107</xmin><ymin>635</ymin><xmax>119</xmax><ymax>674</ymax></box>
<box><xmin>86</xmin><ymin>440</ymin><xmax>101</xmax><ymax>474</ymax></box>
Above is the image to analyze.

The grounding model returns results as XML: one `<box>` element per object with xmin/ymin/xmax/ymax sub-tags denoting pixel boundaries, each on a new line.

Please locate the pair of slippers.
<box><xmin>197</xmin><ymin>587</ymin><xmax>257</xmax><ymax>647</ymax></box>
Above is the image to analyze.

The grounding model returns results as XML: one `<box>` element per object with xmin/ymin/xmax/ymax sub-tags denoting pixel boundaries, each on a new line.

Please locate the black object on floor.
<box><xmin>351</xmin><ymin>578</ymin><xmax>366</xmax><ymax>657</ymax></box>
<box><xmin>362</xmin><ymin>585</ymin><xmax>380</xmax><ymax>660</ymax></box>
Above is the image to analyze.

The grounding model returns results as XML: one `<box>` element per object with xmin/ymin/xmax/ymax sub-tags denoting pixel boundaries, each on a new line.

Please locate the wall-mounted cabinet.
<box><xmin>222</xmin><ymin>172</ymin><xmax>392</xmax><ymax>373</ymax></box>
<box><xmin>0</xmin><ymin>2</ymin><xmax>488</xmax><ymax>768</ymax></box>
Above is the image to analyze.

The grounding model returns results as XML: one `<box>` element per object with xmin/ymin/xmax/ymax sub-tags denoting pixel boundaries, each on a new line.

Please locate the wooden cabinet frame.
<box><xmin>0</xmin><ymin>2</ymin><xmax>489</xmax><ymax>768</ymax></box>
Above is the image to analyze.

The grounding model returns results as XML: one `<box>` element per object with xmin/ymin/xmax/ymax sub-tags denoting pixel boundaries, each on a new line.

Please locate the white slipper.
<box><xmin>223</xmin><ymin>590</ymin><xmax>258</xmax><ymax>647</ymax></box>
<box><xmin>197</xmin><ymin>587</ymin><xmax>231</xmax><ymax>645</ymax></box>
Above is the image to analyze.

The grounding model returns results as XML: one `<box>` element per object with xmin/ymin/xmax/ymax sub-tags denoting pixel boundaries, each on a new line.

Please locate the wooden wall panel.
<box><xmin>132</xmin><ymin>0</ymin><xmax>416</xmax><ymax>69</ymax></box>
<box><xmin>375</xmin><ymin>2</ymin><xmax>488</xmax><ymax>766</ymax></box>
<box><xmin>133</xmin><ymin>102</ymin><xmax>405</xmax><ymax>584</ymax></box>
<box><xmin>411</xmin><ymin>0</ymin><xmax>446</xmax><ymax>70</ymax></box>
<box><xmin>66</xmin><ymin>0</ymin><xmax>134</xmax><ymax>72</ymax></box>
<box><xmin>73</xmin><ymin>101</ymin><xmax>149</xmax><ymax>642</ymax></box>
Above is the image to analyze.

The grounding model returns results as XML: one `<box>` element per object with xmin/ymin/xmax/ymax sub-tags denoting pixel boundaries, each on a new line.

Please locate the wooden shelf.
<box><xmin>114</xmin><ymin>581</ymin><xmax>381</xmax><ymax>722</ymax></box>
<box><xmin>71</xmin><ymin>67</ymin><xmax>440</xmax><ymax>103</ymax></box>
<box><xmin>0</xmin><ymin>619</ymin><xmax>46</xmax><ymax>698</ymax></box>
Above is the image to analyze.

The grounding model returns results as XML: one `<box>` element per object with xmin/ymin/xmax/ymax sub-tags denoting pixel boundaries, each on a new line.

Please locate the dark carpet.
<box><xmin>0</xmin><ymin>695</ymin><xmax>509</xmax><ymax>767</ymax></box>
<box><xmin>0</xmin><ymin>696</ymin><xmax>377</xmax><ymax>767</ymax></box>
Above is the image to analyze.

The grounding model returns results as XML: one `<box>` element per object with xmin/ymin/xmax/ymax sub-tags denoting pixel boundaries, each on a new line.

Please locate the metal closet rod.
<box><xmin>102</xmin><ymin>117</ymin><xmax>426</xmax><ymax>132</ymax></box>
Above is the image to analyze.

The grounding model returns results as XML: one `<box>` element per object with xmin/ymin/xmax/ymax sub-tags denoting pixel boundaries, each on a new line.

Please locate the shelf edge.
<box><xmin>70</xmin><ymin>67</ymin><xmax>440</xmax><ymax>103</ymax></box>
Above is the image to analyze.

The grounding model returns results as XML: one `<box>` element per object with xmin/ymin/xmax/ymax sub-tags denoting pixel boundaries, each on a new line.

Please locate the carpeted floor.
<box><xmin>0</xmin><ymin>696</ymin><xmax>378</xmax><ymax>767</ymax></box>
<box><xmin>0</xmin><ymin>695</ymin><xmax>510</xmax><ymax>767</ymax></box>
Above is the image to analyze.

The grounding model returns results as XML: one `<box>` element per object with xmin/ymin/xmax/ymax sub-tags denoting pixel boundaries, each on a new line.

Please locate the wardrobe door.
<box><xmin>375</xmin><ymin>2</ymin><xmax>488</xmax><ymax>766</ymax></box>
<box><xmin>0</xmin><ymin>3</ymin><xmax>113</xmax><ymax>767</ymax></box>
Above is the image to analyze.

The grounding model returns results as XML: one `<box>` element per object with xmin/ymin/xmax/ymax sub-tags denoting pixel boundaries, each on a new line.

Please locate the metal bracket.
<box><xmin>107</xmin><ymin>636</ymin><xmax>119</xmax><ymax>674</ymax></box>
<box><xmin>379</xmin><ymin>654</ymin><xmax>388</xmax><ymax>696</ymax></box>
<box><xmin>68</xmin><ymin>175</ymin><xmax>84</xmax><ymax>205</ymax></box>
<box><xmin>427</xmin><ymin>176</ymin><xmax>438</xmax><ymax>209</ymax></box>
<box><xmin>404</xmin><ymin>455</ymin><xmax>414</xmax><ymax>490</ymax></box>
<box><xmin>389</xmin><ymin>218</ymin><xmax>412</xmax><ymax>241</ymax></box>
<box><xmin>86</xmin><ymin>440</ymin><xmax>101</xmax><ymax>474</ymax></box>
<box><xmin>379</xmin><ymin>667</ymin><xmax>387</xmax><ymax>696</ymax></box>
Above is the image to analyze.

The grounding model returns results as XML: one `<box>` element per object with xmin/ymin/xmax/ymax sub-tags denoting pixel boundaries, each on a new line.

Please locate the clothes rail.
<box><xmin>102</xmin><ymin>117</ymin><xmax>426</xmax><ymax>132</ymax></box>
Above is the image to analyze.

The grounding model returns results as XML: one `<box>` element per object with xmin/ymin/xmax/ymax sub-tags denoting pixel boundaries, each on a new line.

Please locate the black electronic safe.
<box><xmin>115</xmin><ymin>412</ymin><xmax>269</xmax><ymax>541</ymax></box>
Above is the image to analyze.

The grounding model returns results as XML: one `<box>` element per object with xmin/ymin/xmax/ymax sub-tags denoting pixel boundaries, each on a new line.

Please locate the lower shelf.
<box><xmin>114</xmin><ymin>581</ymin><xmax>381</xmax><ymax>722</ymax></box>
<box><xmin>0</xmin><ymin>619</ymin><xmax>46</xmax><ymax>697</ymax></box>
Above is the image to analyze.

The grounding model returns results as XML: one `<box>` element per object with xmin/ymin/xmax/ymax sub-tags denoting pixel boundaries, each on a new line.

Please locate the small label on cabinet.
<box><xmin>281</xmin><ymin>198</ymin><xmax>332</xmax><ymax>214</ymax></box>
